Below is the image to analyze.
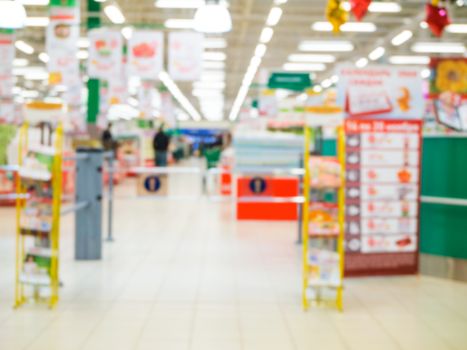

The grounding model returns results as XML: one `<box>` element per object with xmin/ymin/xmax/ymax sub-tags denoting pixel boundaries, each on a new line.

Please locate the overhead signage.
<box><xmin>268</xmin><ymin>72</ymin><xmax>312</xmax><ymax>91</ymax></box>
<box><xmin>336</xmin><ymin>64</ymin><xmax>424</xmax><ymax>120</ymax></box>
<box><xmin>344</xmin><ymin>119</ymin><xmax>422</xmax><ymax>276</ymax></box>
<box><xmin>128</xmin><ymin>31</ymin><xmax>164</xmax><ymax>78</ymax></box>
<box><xmin>168</xmin><ymin>32</ymin><xmax>203</xmax><ymax>81</ymax></box>
<box><xmin>88</xmin><ymin>29</ymin><xmax>123</xmax><ymax>80</ymax></box>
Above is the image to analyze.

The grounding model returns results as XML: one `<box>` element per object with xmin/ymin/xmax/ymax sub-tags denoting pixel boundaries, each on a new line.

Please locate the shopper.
<box><xmin>102</xmin><ymin>123</ymin><xmax>115</xmax><ymax>154</ymax></box>
<box><xmin>153</xmin><ymin>125</ymin><xmax>170</xmax><ymax>167</ymax></box>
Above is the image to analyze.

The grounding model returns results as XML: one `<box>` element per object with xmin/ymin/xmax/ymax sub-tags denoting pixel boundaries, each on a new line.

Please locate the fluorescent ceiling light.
<box><xmin>77</xmin><ymin>50</ymin><xmax>89</xmax><ymax>60</ymax></box>
<box><xmin>14</xmin><ymin>67</ymin><xmax>48</xmax><ymax>80</ymax></box>
<box><xmin>200</xmin><ymin>72</ymin><xmax>226</xmax><ymax>82</ymax></box>
<box><xmin>312</xmin><ymin>21</ymin><xmax>376</xmax><ymax>32</ymax></box>
<box><xmin>14</xmin><ymin>58</ymin><xmax>29</xmax><ymax>67</ymax></box>
<box><xmin>266</xmin><ymin>7</ymin><xmax>282</xmax><ymax>26</ymax></box>
<box><xmin>356</xmin><ymin>57</ymin><xmax>368</xmax><ymax>68</ymax></box>
<box><xmin>15</xmin><ymin>40</ymin><xmax>34</xmax><ymax>55</ymax></box>
<box><xmin>446</xmin><ymin>24</ymin><xmax>467</xmax><ymax>34</ymax></box>
<box><xmin>420</xmin><ymin>21</ymin><xmax>428</xmax><ymax>29</ymax></box>
<box><xmin>78</xmin><ymin>38</ymin><xmax>90</xmax><ymax>48</ymax></box>
<box><xmin>260</xmin><ymin>27</ymin><xmax>274</xmax><ymax>43</ymax></box>
<box><xmin>288</xmin><ymin>54</ymin><xmax>335</xmax><ymax>63</ymax></box>
<box><xmin>342</xmin><ymin>1</ymin><xmax>401</xmax><ymax>13</ymax></box>
<box><xmin>389</xmin><ymin>55</ymin><xmax>430</xmax><ymax>65</ymax></box>
<box><xmin>0</xmin><ymin>1</ymin><xmax>26</xmax><ymax>29</ymax></box>
<box><xmin>121</xmin><ymin>26</ymin><xmax>133</xmax><ymax>40</ymax></box>
<box><xmin>203</xmin><ymin>61</ymin><xmax>225</xmax><ymax>69</ymax></box>
<box><xmin>25</xmin><ymin>16</ymin><xmax>49</xmax><ymax>27</ymax></box>
<box><xmin>368</xmin><ymin>46</ymin><xmax>385</xmax><ymax>60</ymax></box>
<box><xmin>155</xmin><ymin>0</ymin><xmax>203</xmax><ymax>8</ymax></box>
<box><xmin>255</xmin><ymin>44</ymin><xmax>267</xmax><ymax>58</ymax></box>
<box><xmin>321</xmin><ymin>79</ymin><xmax>332</xmax><ymax>88</ymax></box>
<box><xmin>165</xmin><ymin>19</ymin><xmax>194</xmax><ymax>29</ymax></box>
<box><xmin>104</xmin><ymin>4</ymin><xmax>126</xmax><ymax>24</ymax></box>
<box><xmin>204</xmin><ymin>38</ymin><xmax>227</xmax><ymax>49</ymax></box>
<box><xmin>203</xmin><ymin>51</ymin><xmax>227</xmax><ymax>61</ymax></box>
<box><xmin>22</xmin><ymin>90</ymin><xmax>39</xmax><ymax>99</ymax></box>
<box><xmin>331</xmin><ymin>75</ymin><xmax>339</xmax><ymax>83</ymax></box>
<box><xmin>274</xmin><ymin>0</ymin><xmax>288</xmax><ymax>4</ymax></box>
<box><xmin>38</xmin><ymin>52</ymin><xmax>49</xmax><ymax>63</ymax></box>
<box><xmin>192</xmin><ymin>89</ymin><xmax>224</xmax><ymax>97</ymax></box>
<box><xmin>421</xmin><ymin>69</ymin><xmax>430</xmax><ymax>79</ymax></box>
<box><xmin>193</xmin><ymin>81</ymin><xmax>226</xmax><ymax>89</ymax></box>
<box><xmin>282</xmin><ymin>63</ymin><xmax>326</xmax><ymax>71</ymax></box>
<box><xmin>313</xmin><ymin>85</ymin><xmax>323</xmax><ymax>93</ymax></box>
<box><xmin>299</xmin><ymin>40</ymin><xmax>354</xmax><ymax>52</ymax></box>
<box><xmin>194</xmin><ymin>2</ymin><xmax>232</xmax><ymax>33</ymax></box>
<box><xmin>20</xmin><ymin>0</ymin><xmax>49</xmax><ymax>5</ymax></box>
<box><xmin>159</xmin><ymin>71</ymin><xmax>201</xmax><ymax>121</ymax></box>
<box><xmin>391</xmin><ymin>30</ymin><xmax>413</xmax><ymax>46</ymax></box>
<box><xmin>411</xmin><ymin>42</ymin><xmax>466</xmax><ymax>54</ymax></box>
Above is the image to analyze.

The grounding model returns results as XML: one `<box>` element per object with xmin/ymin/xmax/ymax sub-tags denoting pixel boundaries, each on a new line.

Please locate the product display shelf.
<box><xmin>14</xmin><ymin>123</ymin><xmax>63</xmax><ymax>309</ymax></box>
<box><xmin>302</xmin><ymin>126</ymin><xmax>345</xmax><ymax>311</ymax></box>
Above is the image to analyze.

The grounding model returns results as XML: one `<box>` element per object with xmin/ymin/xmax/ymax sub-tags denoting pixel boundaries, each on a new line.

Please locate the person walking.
<box><xmin>153</xmin><ymin>125</ymin><xmax>170</xmax><ymax>166</ymax></box>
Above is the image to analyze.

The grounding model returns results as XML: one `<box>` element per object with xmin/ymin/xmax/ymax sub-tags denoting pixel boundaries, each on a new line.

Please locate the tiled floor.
<box><xmin>1</xmin><ymin>169</ymin><xmax>467</xmax><ymax>350</ymax></box>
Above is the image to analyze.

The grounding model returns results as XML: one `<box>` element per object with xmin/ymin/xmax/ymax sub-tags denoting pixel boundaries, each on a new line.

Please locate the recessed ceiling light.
<box><xmin>299</xmin><ymin>40</ymin><xmax>354</xmax><ymax>52</ymax></box>
<box><xmin>288</xmin><ymin>54</ymin><xmax>335</xmax><ymax>63</ymax></box>
<box><xmin>411</xmin><ymin>42</ymin><xmax>466</xmax><ymax>53</ymax></box>
<box><xmin>368</xmin><ymin>47</ymin><xmax>385</xmax><ymax>60</ymax></box>
<box><xmin>388</xmin><ymin>56</ymin><xmax>430</xmax><ymax>65</ymax></box>
<box><xmin>282</xmin><ymin>63</ymin><xmax>326</xmax><ymax>71</ymax></box>
<box><xmin>312</xmin><ymin>21</ymin><xmax>376</xmax><ymax>32</ymax></box>
<box><xmin>164</xmin><ymin>19</ymin><xmax>194</xmax><ymax>29</ymax></box>
<box><xmin>391</xmin><ymin>30</ymin><xmax>413</xmax><ymax>46</ymax></box>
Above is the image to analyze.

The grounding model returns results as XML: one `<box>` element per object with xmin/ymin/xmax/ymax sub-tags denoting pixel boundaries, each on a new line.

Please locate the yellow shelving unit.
<box><xmin>302</xmin><ymin>125</ymin><xmax>346</xmax><ymax>311</ymax></box>
<box><xmin>14</xmin><ymin>122</ymin><xmax>63</xmax><ymax>309</ymax></box>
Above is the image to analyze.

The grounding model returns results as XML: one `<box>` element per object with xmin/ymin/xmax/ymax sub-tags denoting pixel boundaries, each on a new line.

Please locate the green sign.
<box><xmin>267</xmin><ymin>72</ymin><xmax>312</xmax><ymax>91</ymax></box>
<box><xmin>50</xmin><ymin>0</ymin><xmax>78</xmax><ymax>7</ymax></box>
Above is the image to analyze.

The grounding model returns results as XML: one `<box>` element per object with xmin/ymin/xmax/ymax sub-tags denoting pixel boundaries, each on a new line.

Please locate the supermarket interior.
<box><xmin>0</xmin><ymin>0</ymin><xmax>467</xmax><ymax>349</ymax></box>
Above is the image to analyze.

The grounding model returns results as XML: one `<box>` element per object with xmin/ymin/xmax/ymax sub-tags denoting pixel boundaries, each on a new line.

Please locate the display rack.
<box><xmin>302</xmin><ymin>125</ymin><xmax>345</xmax><ymax>311</ymax></box>
<box><xmin>14</xmin><ymin>122</ymin><xmax>63</xmax><ymax>309</ymax></box>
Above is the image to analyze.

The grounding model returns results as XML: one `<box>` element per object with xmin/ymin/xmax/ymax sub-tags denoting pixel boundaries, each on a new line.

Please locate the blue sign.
<box><xmin>144</xmin><ymin>175</ymin><xmax>161</xmax><ymax>192</ymax></box>
<box><xmin>249</xmin><ymin>177</ymin><xmax>267</xmax><ymax>194</ymax></box>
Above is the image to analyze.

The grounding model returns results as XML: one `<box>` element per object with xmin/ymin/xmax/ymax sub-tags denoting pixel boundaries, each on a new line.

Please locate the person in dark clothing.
<box><xmin>153</xmin><ymin>126</ymin><xmax>170</xmax><ymax>166</ymax></box>
<box><xmin>102</xmin><ymin>123</ymin><xmax>115</xmax><ymax>155</ymax></box>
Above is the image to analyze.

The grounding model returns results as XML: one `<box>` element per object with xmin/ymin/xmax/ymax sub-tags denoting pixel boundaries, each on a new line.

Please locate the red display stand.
<box><xmin>236</xmin><ymin>177</ymin><xmax>299</xmax><ymax>221</ymax></box>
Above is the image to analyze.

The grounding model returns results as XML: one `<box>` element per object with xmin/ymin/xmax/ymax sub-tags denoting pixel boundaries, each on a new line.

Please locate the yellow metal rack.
<box><xmin>302</xmin><ymin>126</ymin><xmax>346</xmax><ymax>311</ymax></box>
<box><xmin>14</xmin><ymin>122</ymin><xmax>63</xmax><ymax>309</ymax></box>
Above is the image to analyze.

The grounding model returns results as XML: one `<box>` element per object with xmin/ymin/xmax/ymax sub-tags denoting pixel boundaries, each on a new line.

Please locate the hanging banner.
<box><xmin>46</xmin><ymin>4</ymin><xmax>80</xmax><ymax>85</ymax></box>
<box><xmin>336</xmin><ymin>64</ymin><xmax>424</xmax><ymax>120</ymax></box>
<box><xmin>160</xmin><ymin>91</ymin><xmax>176</xmax><ymax>127</ymax></box>
<box><xmin>88</xmin><ymin>29</ymin><xmax>123</xmax><ymax>80</ymax></box>
<box><xmin>128</xmin><ymin>31</ymin><xmax>163</xmax><ymax>79</ymax></box>
<box><xmin>429</xmin><ymin>58</ymin><xmax>467</xmax><ymax>131</ymax></box>
<box><xmin>344</xmin><ymin>119</ymin><xmax>422</xmax><ymax>277</ymax></box>
<box><xmin>168</xmin><ymin>32</ymin><xmax>203</xmax><ymax>81</ymax></box>
<box><xmin>138</xmin><ymin>82</ymin><xmax>160</xmax><ymax>119</ymax></box>
<box><xmin>0</xmin><ymin>30</ymin><xmax>15</xmax><ymax>123</ymax></box>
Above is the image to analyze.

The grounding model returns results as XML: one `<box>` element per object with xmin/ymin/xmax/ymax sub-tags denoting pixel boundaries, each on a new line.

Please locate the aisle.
<box><xmin>0</xmin><ymin>170</ymin><xmax>467</xmax><ymax>350</ymax></box>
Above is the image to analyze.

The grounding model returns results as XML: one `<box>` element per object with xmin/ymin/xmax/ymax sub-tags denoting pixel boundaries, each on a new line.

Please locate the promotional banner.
<box><xmin>138</xmin><ymin>82</ymin><xmax>160</xmax><ymax>119</ymax></box>
<box><xmin>168</xmin><ymin>32</ymin><xmax>203</xmax><ymax>81</ymax></box>
<box><xmin>336</xmin><ymin>64</ymin><xmax>423</xmax><ymax>120</ymax></box>
<box><xmin>429</xmin><ymin>58</ymin><xmax>467</xmax><ymax>131</ymax></box>
<box><xmin>344</xmin><ymin>119</ymin><xmax>422</xmax><ymax>276</ymax></box>
<box><xmin>160</xmin><ymin>91</ymin><xmax>176</xmax><ymax>127</ymax></box>
<box><xmin>88</xmin><ymin>29</ymin><xmax>123</xmax><ymax>80</ymax></box>
<box><xmin>0</xmin><ymin>30</ymin><xmax>15</xmax><ymax>123</ymax></box>
<box><xmin>128</xmin><ymin>31</ymin><xmax>163</xmax><ymax>79</ymax></box>
<box><xmin>46</xmin><ymin>5</ymin><xmax>80</xmax><ymax>85</ymax></box>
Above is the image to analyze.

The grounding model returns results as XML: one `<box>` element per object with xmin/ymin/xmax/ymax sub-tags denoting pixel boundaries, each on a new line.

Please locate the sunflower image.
<box><xmin>435</xmin><ymin>60</ymin><xmax>467</xmax><ymax>94</ymax></box>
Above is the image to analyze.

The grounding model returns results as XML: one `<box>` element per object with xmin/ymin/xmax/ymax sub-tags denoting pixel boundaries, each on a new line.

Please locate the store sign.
<box><xmin>46</xmin><ymin>5</ymin><xmax>80</xmax><ymax>86</ymax></box>
<box><xmin>0</xmin><ymin>30</ymin><xmax>15</xmax><ymax>123</ymax></box>
<box><xmin>128</xmin><ymin>31</ymin><xmax>164</xmax><ymax>78</ymax></box>
<box><xmin>336</xmin><ymin>64</ymin><xmax>423</xmax><ymax>119</ymax></box>
<box><xmin>88</xmin><ymin>29</ymin><xmax>123</xmax><ymax>80</ymax></box>
<box><xmin>168</xmin><ymin>32</ymin><xmax>203</xmax><ymax>81</ymax></box>
<box><xmin>268</xmin><ymin>72</ymin><xmax>312</xmax><ymax>91</ymax></box>
<box><xmin>429</xmin><ymin>58</ymin><xmax>467</xmax><ymax>131</ymax></box>
<box><xmin>249</xmin><ymin>177</ymin><xmax>268</xmax><ymax>194</ymax></box>
<box><xmin>344</xmin><ymin>119</ymin><xmax>422</xmax><ymax>276</ymax></box>
<box><xmin>137</xmin><ymin>174</ymin><xmax>168</xmax><ymax>196</ymax></box>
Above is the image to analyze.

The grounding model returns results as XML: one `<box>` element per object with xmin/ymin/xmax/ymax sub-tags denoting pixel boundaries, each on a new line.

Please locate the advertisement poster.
<box><xmin>138</xmin><ymin>82</ymin><xmax>160</xmax><ymax>119</ymax></box>
<box><xmin>168</xmin><ymin>32</ymin><xmax>203</xmax><ymax>81</ymax></box>
<box><xmin>46</xmin><ymin>5</ymin><xmax>80</xmax><ymax>85</ymax></box>
<box><xmin>344</xmin><ymin>119</ymin><xmax>422</xmax><ymax>276</ymax></box>
<box><xmin>88</xmin><ymin>29</ymin><xmax>122</xmax><ymax>80</ymax></box>
<box><xmin>336</xmin><ymin>64</ymin><xmax>423</xmax><ymax>120</ymax></box>
<box><xmin>429</xmin><ymin>58</ymin><xmax>467</xmax><ymax>131</ymax></box>
<box><xmin>0</xmin><ymin>30</ymin><xmax>15</xmax><ymax>123</ymax></box>
<box><xmin>128</xmin><ymin>31</ymin><xmax>163</xmax><ymax>79</ymax></box>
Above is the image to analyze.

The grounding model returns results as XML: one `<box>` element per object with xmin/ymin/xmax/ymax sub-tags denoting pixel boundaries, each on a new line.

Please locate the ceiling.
<box><xmin>14</xmin><ymin>0</ymin><xmax>467</xmax><ymax>120</ymax></box>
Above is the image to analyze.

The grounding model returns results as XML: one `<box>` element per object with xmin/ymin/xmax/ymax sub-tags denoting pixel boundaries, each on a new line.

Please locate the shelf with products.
<box><xmin>302</xmin><ymin>125</ymin><xmax>345</xmax><ymax>311</ymax></box>
<box><xmin>14</xmin><ymin>122</ymin><xmax>63</xmax><ymax>309</ymax></box>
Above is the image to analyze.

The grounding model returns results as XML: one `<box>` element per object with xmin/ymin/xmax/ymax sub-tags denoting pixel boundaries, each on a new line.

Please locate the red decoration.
<box><xmin>350</xmin><ymin>0</ymin><xmax>372</xmax><ymax>21</ymax></box>
<box><xmin>425</xmin><ymin>2</ymin><xmax>451</xmax><ymax>37</ymax></box>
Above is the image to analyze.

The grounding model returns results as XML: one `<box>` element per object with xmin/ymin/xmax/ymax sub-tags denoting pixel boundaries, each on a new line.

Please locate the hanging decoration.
<box><xmin>350</xmin><ymin>0</ymin><xmax>372</xmax><ymax>21</ymax></box>
<box><xmin>425</xmin><ymin>0</ymin><xmax>451</xmax><ymax>37</ymax></box>
<box><xmin>326</xmin><ymin>0</ymin><xmax>348</xmax><ymax>33</ymax></box>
